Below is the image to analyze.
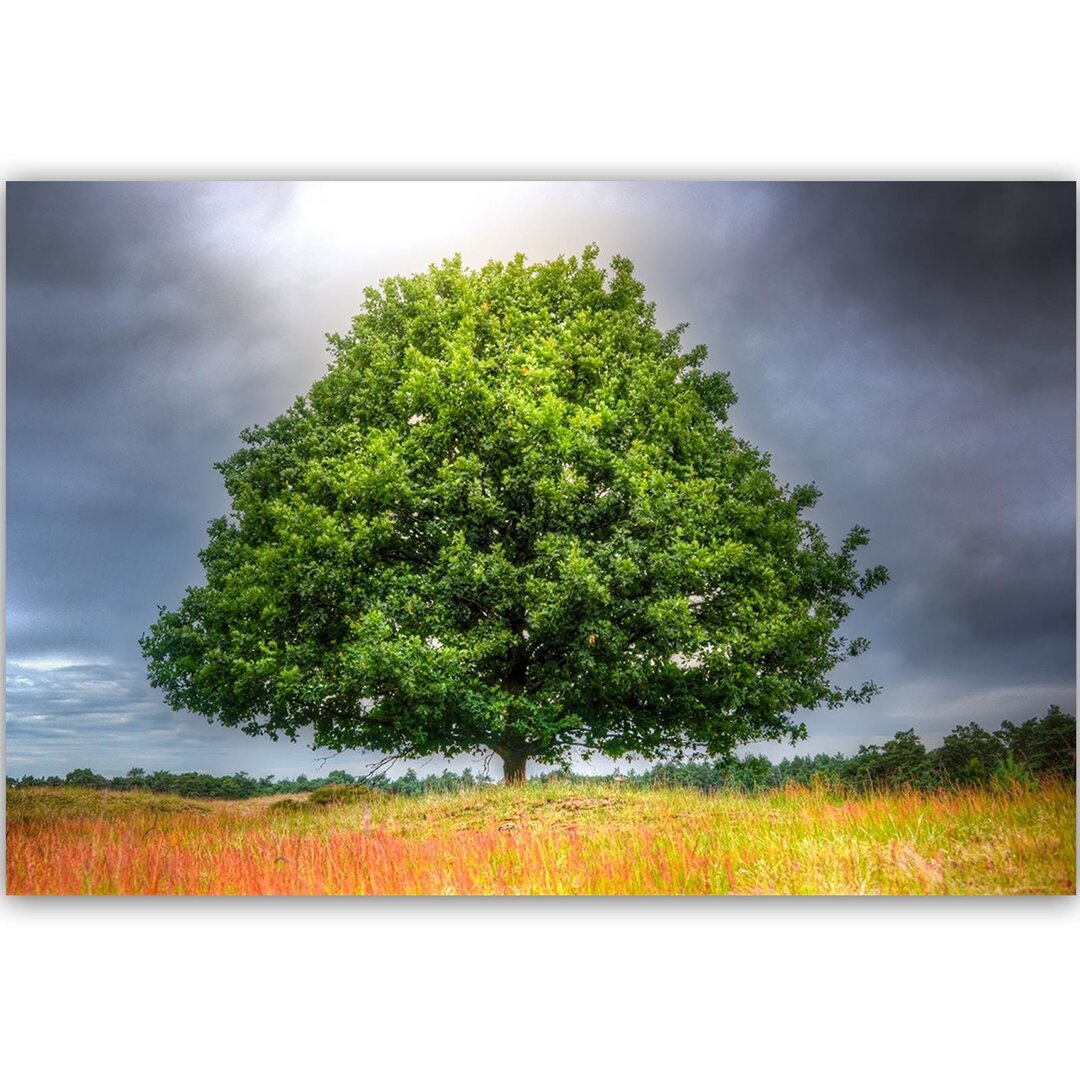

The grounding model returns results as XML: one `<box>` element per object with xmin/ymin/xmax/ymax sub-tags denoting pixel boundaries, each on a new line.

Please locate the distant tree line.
<box><xmin>7</xmin><ymin>706</ymin><xmax>1074</xmax><ymax>798</ymax></box>
<box><xmin>4</xmin><ymin>763</ymin><xmax>498</xmax><ymax>799</ymax></box>
<box><xmin>615</xmin><ymin>704</ymin><xmax>1075</xmax><ymax>793</ymax></box>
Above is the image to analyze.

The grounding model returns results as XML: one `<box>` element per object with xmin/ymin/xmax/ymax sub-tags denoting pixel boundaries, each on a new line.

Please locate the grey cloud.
<box><xmin>4</xmin><ymin>658</ymin><xmax>418</xmax><ymax>780</ymax></box>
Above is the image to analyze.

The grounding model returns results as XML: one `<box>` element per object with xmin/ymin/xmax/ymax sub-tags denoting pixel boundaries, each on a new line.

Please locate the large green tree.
<box><xmin>142</xmin><ymin>247</ymin><xmax>887</xmax><ymax>782</ymax></box>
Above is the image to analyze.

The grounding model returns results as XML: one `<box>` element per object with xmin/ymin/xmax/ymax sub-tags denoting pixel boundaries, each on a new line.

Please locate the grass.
<box><xmin>6</xmin><ymin>778</ymin><xmax>1075</xmax><ymax>895</ymax></box>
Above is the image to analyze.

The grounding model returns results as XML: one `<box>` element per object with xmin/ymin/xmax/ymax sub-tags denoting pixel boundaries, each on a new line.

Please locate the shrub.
<box><xmin>992</xmin><ymin>753</ymin><xmax>1036</xmax><ymax>792</ymax></box>
<box><xmin>307</xmin><ymin>784</ymin><xmax>388</xmax><ymax>806</ymax></box>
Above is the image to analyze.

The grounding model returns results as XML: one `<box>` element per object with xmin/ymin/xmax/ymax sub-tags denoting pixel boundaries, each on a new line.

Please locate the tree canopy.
<box><xmin>141</xmin><ymin>247</ymin><xmax>887</xmax><ymax>781</ymax></box>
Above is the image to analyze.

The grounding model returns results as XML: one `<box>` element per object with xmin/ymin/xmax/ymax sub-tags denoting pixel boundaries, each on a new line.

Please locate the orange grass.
<box><xmin>6</xmin><ymin>779</ymin><xmax>1075</xmax><ymax>895</ymax></box>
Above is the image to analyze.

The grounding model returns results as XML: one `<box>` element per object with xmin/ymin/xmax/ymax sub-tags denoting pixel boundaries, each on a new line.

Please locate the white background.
<box><xmin>2</xmin><ymin>3</ymin><xmax>1076</xmax><ymax>1077</ymax></box>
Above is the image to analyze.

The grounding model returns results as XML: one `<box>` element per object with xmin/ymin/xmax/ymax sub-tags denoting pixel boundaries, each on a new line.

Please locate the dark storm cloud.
<box><xmin>6</xmin><ymin>182</ymin><xmax>310</xmax><ymax>663</ymax></box>
<box><xmin>7</xmin><ymin>181</ymin><xmax>192</xmax><ymax>289</ymax></box>
<box><xmin>656</xmin><ymin>181</ymin><xmax>1074</xmax><ymax>367</ymax></box>
<box><xmin>777</xmin><ymin>184</ymin><xmax>1075</xmax><ymax>690</ymax></box>
<box><xmin>761</xmin><ymin>183</ymin><xmax>1075</xmax><ymax>393</ymax></box>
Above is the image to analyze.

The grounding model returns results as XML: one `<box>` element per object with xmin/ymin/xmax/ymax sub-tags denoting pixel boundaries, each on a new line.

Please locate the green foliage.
<box><xmin>937</xmin><ymin>722</ymin><xmax>1004</xmax><ymax>784</ymax></box>
<box><xmin>64</xmin><ymin>768</ymin><xmax>108</xmax><ymax>788</ymax></box>
<box><xmin>139</xmin><ymin>247</ymin><xmax>887</xmax><ymax>777</ymax></box>
<box><xmin>726</xmin><ymin>754</ymin><xmax>777</xmax><ymax>791</ymax></box>
<box><xmin>628</xmin><ymin>759</ymin><xmax>732</xmax><ymax>793</ymax></box>
<box><xmin>996</xmin><ymin>705</ymin><xmax>1076</xmax><ymax>777</ymax></box>
<box><xmin>389</xmin><ymin>767</ymin><xmax>492</xmax><ymax>796</ymax></box>
<box><xmin>991</xmin><ymin>753</ymin><xmax>1036</xmax><ymax>792</ymax></box>
<box><xmin>847</xmin><ymin>729</ymin><xmax>937</xmax><ymax>790</ymax></box>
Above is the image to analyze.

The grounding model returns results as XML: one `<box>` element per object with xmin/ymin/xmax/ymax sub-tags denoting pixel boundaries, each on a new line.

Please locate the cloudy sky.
<box><xmin>5</xmin><ymin>181</ymin><xmax>1075</xmax><ymax>779</ymax></box>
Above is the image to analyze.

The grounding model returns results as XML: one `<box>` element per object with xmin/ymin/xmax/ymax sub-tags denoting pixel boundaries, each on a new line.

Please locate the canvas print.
<box><xmin>5</xmin><ymin>181</ymin><xmax>1075</xmax><ymax>895</ymax></box>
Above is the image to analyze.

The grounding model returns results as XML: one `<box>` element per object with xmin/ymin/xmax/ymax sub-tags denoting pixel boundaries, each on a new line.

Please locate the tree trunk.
<box><xmin>496</xmin><ymin>743</ymin><xmax>529</xmax><ymax>785</ymax></box>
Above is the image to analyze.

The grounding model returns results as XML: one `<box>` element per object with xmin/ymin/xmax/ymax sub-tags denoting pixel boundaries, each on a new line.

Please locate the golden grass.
<box><xmin>6</xmin><ymin>779</ymin><xmax>1075</xmax><ymax>895</ymax></box>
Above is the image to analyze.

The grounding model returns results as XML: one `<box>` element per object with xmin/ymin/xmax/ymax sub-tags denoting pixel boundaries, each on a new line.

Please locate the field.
<box><xmin>6</xmin><ymin>779</ymin><xmax>1075</xmax><ymax>895</ymax></box>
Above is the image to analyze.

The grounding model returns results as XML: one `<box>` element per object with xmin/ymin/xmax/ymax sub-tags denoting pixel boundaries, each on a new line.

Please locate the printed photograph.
<box><xmin>5</xmin><ymin>180</ymin><xmax>1075</xmax><ymax>895</ymax></box>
